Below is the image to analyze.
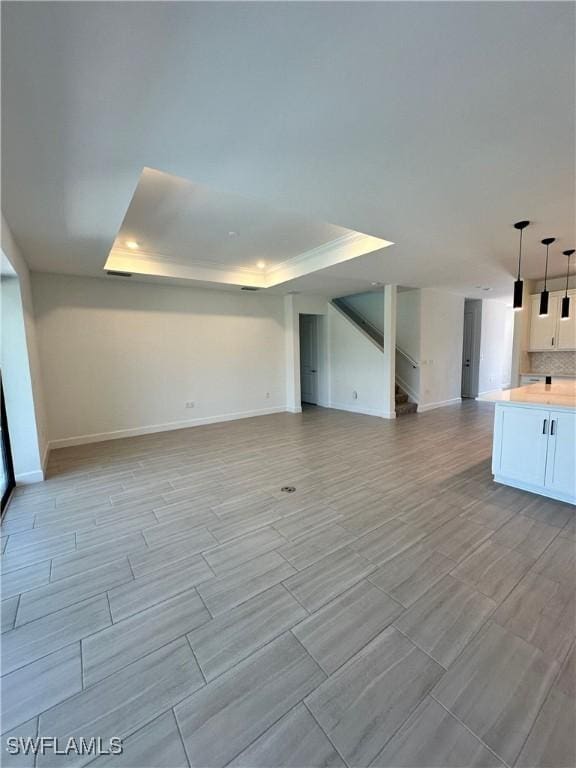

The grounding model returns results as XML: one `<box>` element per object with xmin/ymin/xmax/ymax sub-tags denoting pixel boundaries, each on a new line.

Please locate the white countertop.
<box><xmin>520</xmin><ymin>372</ymin><xmax>576</xmax><ymax>379</ymax></box>
<box><xmin>480</xmin><ymin>381</ymin><xmax>576</xmax><ymax>411</ymax></box>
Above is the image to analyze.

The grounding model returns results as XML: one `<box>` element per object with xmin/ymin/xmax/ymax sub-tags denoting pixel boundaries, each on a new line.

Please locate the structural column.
<box><xmin>383</xmin><ymin>284</ymin><xmax>397</xmax><ymax>418</ymax></box>
<box><xmin>284</xmin><ymin>294</ymin><xmax>302</xmax><ymax>413</ymax></box>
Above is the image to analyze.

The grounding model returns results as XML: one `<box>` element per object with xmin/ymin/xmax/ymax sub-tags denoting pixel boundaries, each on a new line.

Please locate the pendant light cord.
<box><xmin>566</xmin><ymin>254</ymin><xmax>572</xmax><ymax>297</ymax></box>
<box><xmin>544</xmin><ymin>243</ymin><xmax>549</xmax><ymax>290</ymax></box>
<box><xmin>517</xmin><ymin>228</ymin><xmax>523</xmax><ymax>279</ymax></box>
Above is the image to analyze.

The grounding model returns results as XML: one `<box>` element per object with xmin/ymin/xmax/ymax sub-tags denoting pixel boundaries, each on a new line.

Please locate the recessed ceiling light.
<box><xmin>126</xmin><ymin>240</ymin><xmax>140</xmax><ymax>250</ymax></box>
<box><xmin>371</xmin><ymin>281</ymin><xmax>383</xmax><ymax>286</ymax></box>
<box><xmin>257</xmin><ymin>260</ymin><xmax>266</xmax><ymax>269</ymax></box>
<box><xmin>475</xmin><ymin>286</ymin><xmax>493</xmax><ymax>291</ymax></box>
<box><xmin>228</xmin><ymin>231</ymin><xmax>238</xmax><ymax>238</ymax></box>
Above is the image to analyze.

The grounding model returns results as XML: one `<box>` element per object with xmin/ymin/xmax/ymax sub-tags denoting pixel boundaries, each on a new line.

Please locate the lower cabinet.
<box><xmin>545</xmin><ymin>410</ymin><xmax>576</xmax><ymax>496</ymax></box>
<box><xmin>493</xmin><ymin>404</ymin><xmax>575</xmax><ymax>503</ymax></box>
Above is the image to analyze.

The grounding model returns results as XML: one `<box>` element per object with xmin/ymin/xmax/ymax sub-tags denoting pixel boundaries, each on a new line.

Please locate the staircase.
<box><xmin>395</xmin><ymin>384</ymin><xmax>417</xmax><ymax>416</ymax></box>
<box><xmin>331</xmin><ymin>297</ymin><xmax>418</xmax><ymax>417</ymax></box>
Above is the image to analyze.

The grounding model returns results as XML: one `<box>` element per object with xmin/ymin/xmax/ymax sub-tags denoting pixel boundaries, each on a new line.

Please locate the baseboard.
<box><xmin>48</xmin><ymin>407</ymin><xmax>288</xmax><ymax>450</ymax></box>
<box><xmin>286</xmin><ymin>406</ymin><xmax>302</xmax><ymax>414</ymax></box>
<box><xmin>15</xmin><ymin>469</ymin><xmax>45</xmax><ymax>485</ymax></box>
<box><xmin>494</xmin><ymin>475</ymin><xmax>575</xmax><ymax>506</ymax></box>
<box><xmin>324</xmin><ymin>401</ymin><xmax>395</xmax><ymax>419</ymax></box>
<box><xmin>417</xmin><ymin>397</ymin><xmax>462</xmax><ymax>413</ymax></box>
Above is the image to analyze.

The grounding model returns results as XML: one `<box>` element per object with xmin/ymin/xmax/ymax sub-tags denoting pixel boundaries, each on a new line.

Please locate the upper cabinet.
<box><xmin>528</xmin><ymin>290</ymin><xmax>576</xmax><ymax>351</ymax></box>
<box><xmin>557</xmin><ymin>294</ymin><xmax>576</xmax><ymax>350</ymax></box>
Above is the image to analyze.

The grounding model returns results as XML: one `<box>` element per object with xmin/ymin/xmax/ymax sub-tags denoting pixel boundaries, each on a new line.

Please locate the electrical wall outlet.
<box><xmin>265</xmin><ymin>392</ymin><xmax>270</xmax><ymax>399</ymax></box>
<box><xmin>352</xmin><ymin>390</ymin><xmax>358</xmax><ymax>400</ymax></box>
<box><xmin>185</xmin><ymin>401</ymin><xmax>195</xmax><ymax>409</ymax></box>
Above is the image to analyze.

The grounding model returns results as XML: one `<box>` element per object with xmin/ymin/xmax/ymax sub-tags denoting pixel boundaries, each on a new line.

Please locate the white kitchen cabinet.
<box><xmin>528</xmin><ymin>295</ymin><xmax>560</xmax><ymax>350</ymax></box>
<box><xmin>494</xmin><ymin>406</ymin><xmax>549</xmax><ymax>487</ymax></box>
<box><xmin>544</xmin><ymin>410</ymin><xmax>576</xmax><ymax>497</ymax></box>
<box><xmin>528</xmin><ymin>290</ymin><xmax>576</xmax><ymax>351</ymax></box>
<box><xmin>492</xmin><ymin>402</ymin><xmax>575</xmax><ymax>504</ymax></box>
<box><xmin>557</xmin><ymin>290</ymin><xmax>576</xmax><ymax>350</ymax></box>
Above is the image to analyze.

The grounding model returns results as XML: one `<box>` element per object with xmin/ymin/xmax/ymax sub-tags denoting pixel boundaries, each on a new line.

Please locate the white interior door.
<box><xmin>461</xmin><ymin>309</ymin><xmax>475</xmax><ymax>397</ymax></box>
<box><xmin>496</xmin><ymin>406</ymin><xmax>549</xmax><ymax>486</ymax></box>
<box><xmin>300</xmin><ymin>315</ymin><xmax>318</xmax><ymax>405</ymax></box>
<box><xmin>545</xmin><ymin>410</ymin><xmax>576</xmax><ymax>496</ymax></box>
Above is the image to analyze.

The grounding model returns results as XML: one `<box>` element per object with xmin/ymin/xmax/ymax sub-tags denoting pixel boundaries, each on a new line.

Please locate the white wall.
<box><xmin>395</xmin><ymin>289</ymin><xmax>421</xmax><ymax>402</ymax></box>
<box><xmin>1</xmin><ymin>215</ymin><xmax>47</xmax><ymax>480</ymax></box>
<box><xmin>418</xmin><ymin>288</ymin><xmax>465</xmax><ymax>411</ymax></box>
<box><xmin>396</xmin><ymin>289</ymin><xmax>421</xmax><ymax>362</ymax></box>
<box><xmin>340</xmin><ymin>291</ymin><xmax>384</xmax><ymax>332</ymax></box>
<box><xmin>328</xmin><ymin>303</ymin><xmax>387</xmax><ymax>416</ymax></box>
<box><xmin>478</xmin><ymin>299</ymin><xmax>514</xmax><ymax>394</ymax></box>
<box><xmin>32</xmin><ymin>273</ymin><xmax>287</xmax><ymax>447</ymax></box>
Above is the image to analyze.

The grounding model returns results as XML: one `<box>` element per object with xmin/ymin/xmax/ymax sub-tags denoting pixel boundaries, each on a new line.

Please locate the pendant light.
<box><xmin>513</xmin><ymin>220</ymin><xmax>530</xmax><ymax>311</ymax></box>
<box><xmin>539</xmin><ymin>237</ymin><xmax>555</xmax><ymax>317</ymax></box>
<box><xmin>561</xmin><ymin>249</ymin><xmax>574</xmax><ymax>320</ymax></box>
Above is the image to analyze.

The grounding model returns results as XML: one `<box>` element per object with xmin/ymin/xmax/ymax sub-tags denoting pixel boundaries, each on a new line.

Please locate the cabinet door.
<box><xmin>495</xmin><ymin>406</ymin><xmax>549</xmax><ymax>486</ymax></box>
<box><xmin>545</xmin><ymin>411</ymin><xmax>576</xmax><ymax>497</ymax></box>
<box><xmin>529</xmin><ymin>295</ymin><xmax>559</xmax><ymax>350</ymax></box>
<box><xmin>557</xmin><ymin>291</ymin><xmax>576</xmax><ymax>350</ymax></box>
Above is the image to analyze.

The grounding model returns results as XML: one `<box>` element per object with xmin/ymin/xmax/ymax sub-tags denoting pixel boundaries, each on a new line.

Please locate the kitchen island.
<box><xmin>480</xmin><ymin>381</ymin><xmax>575</xmax><ymax>505</ymax></box>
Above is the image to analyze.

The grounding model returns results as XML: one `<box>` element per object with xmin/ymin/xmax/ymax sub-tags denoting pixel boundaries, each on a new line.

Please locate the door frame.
<box><xmin>1</xmin><ymin>373</ymin><xmax>16</xmax><ymax>515</ymax></box>
<box><xmin>461</xmin><ymin>299</ymin><xmax>482</xmax><ymax>398</ymax></box>
<box><xmin>299</xmin><ymin>314</ymin><xmax>320</xmax><ymax>405</ymax></box>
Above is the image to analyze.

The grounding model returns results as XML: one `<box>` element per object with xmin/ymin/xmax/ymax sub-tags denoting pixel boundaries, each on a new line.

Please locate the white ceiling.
<box><xmin>2</xmin><ymin>1</ymin><xmax>575</xmax><ymax>299</ymax></box>
<box><xmin>105</xmin><ymin>167</ymin><xmax>391</xmax><ymax>289</ymax></box>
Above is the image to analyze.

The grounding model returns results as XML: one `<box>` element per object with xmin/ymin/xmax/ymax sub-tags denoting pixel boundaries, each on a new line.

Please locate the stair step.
<box><xmin>395</xmin><ymin>392</ymin><xmax>409</xmax><ymax>404</ymax></box>
<box><xmin>396</xmin><ymin>401</ymin><xmax>418</xmax><ymax>417</ymax></box>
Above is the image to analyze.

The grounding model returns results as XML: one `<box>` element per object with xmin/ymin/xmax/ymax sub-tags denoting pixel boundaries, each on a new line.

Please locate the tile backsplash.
<box><xmin>528</xmin><ymin>351</ymin><xmax>576</xmax><ymax>375</ymax></box>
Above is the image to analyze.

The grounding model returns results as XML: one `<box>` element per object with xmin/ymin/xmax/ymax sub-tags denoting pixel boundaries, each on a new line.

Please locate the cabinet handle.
<box><xmin>551</xmin><ymin>419</ymin><xmax>556</xmax><ymax>436</ymax></box>
<box><xmin>542</xmin><ymin>419</ymin><xmax>548</xmax><ymax>435</ymax></box>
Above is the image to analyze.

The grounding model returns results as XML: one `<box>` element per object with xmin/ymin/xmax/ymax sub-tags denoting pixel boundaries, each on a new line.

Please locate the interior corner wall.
<box><xmin>396</xmin><ymin>289</ymin><xmax>421</xmax><ymax>362</ymax></box>
<box><xmin>327</xmin><ymin>303</ymin><xmax>386</xmax><ymax>416</ymax></box>
<box><xmin>418</xmin><ymin>288</ymin><xmax>465</xmax><ymax>411</ymax></box>
<box><xmin>32</xmin><ymin>273</ymin><xmax>287</xmax><ymax>448</ymax></box>
<box><xmin>478</xmin><ymin>299</ymin><xmax>514</xmax><ymax>394</ymax></box>
<box><xmin>1</xmin><ymin>215</ymin><xmax>47</xmax><ymax>480</ymax></box>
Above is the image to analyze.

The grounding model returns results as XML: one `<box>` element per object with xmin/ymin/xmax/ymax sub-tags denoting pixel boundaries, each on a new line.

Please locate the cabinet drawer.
<box><xmin>520</xmin><ymin>375</ymin><xmax>545</xmax><ymax>385</ymax></box>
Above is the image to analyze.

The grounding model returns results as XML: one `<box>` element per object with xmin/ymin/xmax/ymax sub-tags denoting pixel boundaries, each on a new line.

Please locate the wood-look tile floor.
<box><xmin>1</xmin><ymin>402</ymin><xmax>574</xmax><ymax>768</ymax></box>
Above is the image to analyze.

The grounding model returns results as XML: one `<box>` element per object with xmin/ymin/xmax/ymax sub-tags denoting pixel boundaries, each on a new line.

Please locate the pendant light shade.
<box><xmin>513</xmin><ymin>220</ymin><xmax>530</xmax><ymax>311</ymax></box>
<box><xmin>561</xmin><ymin>249</ymin><xmax>574</xmax><ymax>320</ymax></box>
<box><xmin>539</xmin><ymin>237</ymin><xmax>555</xmax><ymax>317</ymax></box>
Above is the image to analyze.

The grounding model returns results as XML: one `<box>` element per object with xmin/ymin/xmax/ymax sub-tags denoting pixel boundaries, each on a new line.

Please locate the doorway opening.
<box><xmin>461</xmin><ymin>299</ymin><xmax>482</xmax><ymax>398</ymax></box>
<box><xmin>1</xmin><ymin>373</ymin><xmax>16</xmax><ymax>514</ymax></box>
<box><xmin>299</xmin><ymin>314</ymin><xmax>320</xmax><ymax>405</ymax></box>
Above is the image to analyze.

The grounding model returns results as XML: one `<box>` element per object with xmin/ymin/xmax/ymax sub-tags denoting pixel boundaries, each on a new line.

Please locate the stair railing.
<box><xmin>331</xmin><ymin>298</ymin><xmax>421</xmax><ymax>370</ymax></box>
<box><xmin>396</xmin><ymin>346</ymin><xmax>419</xmax><ymax>369</ymax></box>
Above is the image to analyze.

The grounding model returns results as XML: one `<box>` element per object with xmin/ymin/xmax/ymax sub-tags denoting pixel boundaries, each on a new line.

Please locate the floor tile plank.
<box><xmin>372</xmin><ymin>697</ymin><xmax>503</xmax><ymax>767</ymax></box>
<box><xmin>2</xmin><ymin>595</ymin><xmax>111</xmax><ymax>676</ymax></box>
<box><xmin>174</xmin><ymin>633</ymin><xmax>325</xmax><ymax>768</ymax></box>
<box><xmin>283</xmin><ymin>547</ymin><xmax>375</xmax><ymax>612</ymax></box>
<box><xmin>188</xmin><ymin>584</ymin><xmax>306</xmax><ymax>681</ymax></box>
<box><xmin>432</xmin><ymin>621</ymin><xmax>558</xmax><ymax>765</ymax></box>
<box><xmin>305</xmin><ymin>626</ymin><xmax>444</xmax><ymax>767</ymax></box>
<box><xmin>1</xmin><ymin>644</ymin><xmax>82</xmax><ymax>734</ymax></box>
<box><xmin>82</xmin><ymin>588</ymin><xmax>210</xmax><ymax>685</ymax></box>
<box><xmin>293</xmin><ymin>579</ymin><xmax>403</xmax><ymax>674</ymax></box>
<box><xmin>38</xmin><ymin>639</ymin><xmax>203</xmax><ymax>768</ymax></box>
<box><xmin>229</xmin><ymin>704</ymin><xmax>345</xmax><ymax>768</ymax></box>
